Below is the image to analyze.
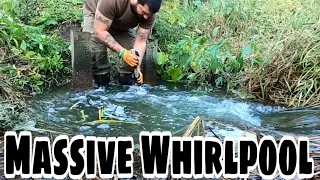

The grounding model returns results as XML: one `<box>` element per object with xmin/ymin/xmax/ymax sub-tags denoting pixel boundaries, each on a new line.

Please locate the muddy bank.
<box><xmin>54</xmin><ymin>21</ymin><xmax>82</xmax><ymax>43</ymax></box>
<box><xmin>0</xmin><ymin>74</ymin><xmax>31</xmax><ymax>134</ymax></box>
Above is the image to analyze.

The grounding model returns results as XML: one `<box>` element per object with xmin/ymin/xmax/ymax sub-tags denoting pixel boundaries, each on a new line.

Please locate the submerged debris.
<box><xmin>0</xmin><ymin>73</ymin><xmax>23</xmax><ymax>104</ymax></box>
<box><xmin>0</xmin><ymin>101</ymin><xmax>28</xmax><ymax>135</ymax></box>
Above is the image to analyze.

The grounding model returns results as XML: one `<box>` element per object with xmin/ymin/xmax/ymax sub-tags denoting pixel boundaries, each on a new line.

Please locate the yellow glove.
<box><xmin>119</xmin><ymin>49</ymin><xmax>139</xmax><ymax>67</ymax></box>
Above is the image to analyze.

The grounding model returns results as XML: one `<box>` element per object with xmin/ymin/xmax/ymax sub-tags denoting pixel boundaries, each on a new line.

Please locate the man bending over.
<box><xmin>82</xmin><ymin>0</ymin><xmax>162</xmax><ymax>86</ymax></box>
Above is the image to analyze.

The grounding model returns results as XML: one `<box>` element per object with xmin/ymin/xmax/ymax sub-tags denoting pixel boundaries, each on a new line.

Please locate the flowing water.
<box><xmin>13</xmin><ymin>81</ymin><xmax>320</xmax><ymax>143</ymax></box>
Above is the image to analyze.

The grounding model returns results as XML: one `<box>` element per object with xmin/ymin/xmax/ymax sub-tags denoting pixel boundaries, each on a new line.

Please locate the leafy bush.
<box><xmin>154</xmin><ymin>0</ymin><xmax>256</xmax><ymax>86</ymax></box>
<box><xmin>0</xmin><ymin>0</ymin><xmax>70</xmax><ymax>94</ymax></box>
<box><xmin>15</xmin><ymin>0</ymin><xmax>83</xmax><ymax>25</ymax></box>
<box><xmin>154</xmin><ymin>0</ymin><xmax>320</xmax><ymax>107</ymax></box>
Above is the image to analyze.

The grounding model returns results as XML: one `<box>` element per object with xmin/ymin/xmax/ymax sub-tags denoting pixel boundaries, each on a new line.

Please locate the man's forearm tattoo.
<box><xmin>103</xmin><ymin>33</ymin><xmax>116</xmax><ymax>45</ymax></box>
<box><xmin>136</xmin><ymin>29</ymin><xmax>149</xmax><ymax>41</ymax></box>
<box><xmin>101</xmin><ymin>33</ymin><xmax>121</xmax><ymax>53</ymax></box>
<box><xmin>94</xmin><ymin>15</ymin><xmax>121</xmax><ymax>53</ymax></box>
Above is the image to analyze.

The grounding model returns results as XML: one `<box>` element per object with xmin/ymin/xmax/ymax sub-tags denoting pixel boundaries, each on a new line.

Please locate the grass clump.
<box><xmin>235</xmin><ymin>0</ymin><xmax>320</xmax><ymax>107</ymax></box>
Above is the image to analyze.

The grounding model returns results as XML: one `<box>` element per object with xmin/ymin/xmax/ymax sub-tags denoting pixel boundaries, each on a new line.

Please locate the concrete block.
<box><xmin>142</xmin><ymin>39</ymin><xmax>158</xmax><ymax>85</ymax></box>
<box><xmin>71</xmin><ymin>30</ymin><xmax>93</xmax><ymax>91</ymax></box>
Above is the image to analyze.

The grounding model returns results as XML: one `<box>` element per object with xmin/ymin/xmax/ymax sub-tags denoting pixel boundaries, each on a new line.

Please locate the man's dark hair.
<box><xmin>138</xmin><ymin>0</ymin><xmax>163</xmax><ymax>14</ymax></box>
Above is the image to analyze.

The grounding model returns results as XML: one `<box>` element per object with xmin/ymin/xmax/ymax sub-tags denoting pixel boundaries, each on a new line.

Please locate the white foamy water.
<box><xmin>22</xmin><ymin>82</ymin><xmax>320</xmax><ymax>141</ymax></box>
<box><xmin>105</xmin><ymin>86</ymin><xmax>283</xmax><ymax>128</ymax></box>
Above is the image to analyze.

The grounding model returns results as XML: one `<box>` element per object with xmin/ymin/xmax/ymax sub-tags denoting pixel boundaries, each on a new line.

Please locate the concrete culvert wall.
<box><xmin>142</xmin><ymin>38</ymin><xmax>158</xmax><ymax>85</ymax></box>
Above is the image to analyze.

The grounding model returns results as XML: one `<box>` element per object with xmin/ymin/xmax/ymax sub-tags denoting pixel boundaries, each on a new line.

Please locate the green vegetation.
<box><xmin>17</xmin><ymin>0</ymin><xmax>82</xmax><ymax>25</ymax></box>
<box><xmin>1</xmin><ymin>0</ymin><xmax>319</xmax><ymax>108</ymax></box>
<box><xmin>0</xmin><ymin>0</ymin><xmax>83</xmax><ymax>101</ymax></box>
<box><xmin>154</xmin><ymin>0</ymin><xmax>320</xmax><ymax>108</ymax></box>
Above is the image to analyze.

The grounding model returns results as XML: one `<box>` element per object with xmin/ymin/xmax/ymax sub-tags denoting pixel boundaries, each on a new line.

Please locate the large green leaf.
<box><xmin>20</xmin><ymin>40</ymin><xmax>27</xmax><ymax>51</ymax></box>
<box><xmin>241</xmin><ymin>44</ymin><xmax>253</xmax><ymax>57</ymax></box>
<box><xmin>187</xmin><ymin>73</ymin><xmax>197</xmax><ymax>81</ymax></box>
<box><xmin>236</xmin><ymin>43</ymin><xmax>254</xmax><ymax>70</ymax></box>
<box><xmin>215</xmin><ymin>76</ymin><xmax>223</xmax><ymax>86</ymax></box>
<box><xmin>157</xmin><ymin>52</ymin><xmax>168</xmax><ymax>65</ymax></box>
<box><xmin>182</xmin><ymin>43</ymin><xmax>191</xmax><ymax>53</ymax></box>
<box><xmin>191</xmin><ymin>43</ymin><xmax>199</xmax><ymax>51</ymax></box>
<box><xmin>212</xmin><ymin>27</ymin><xmax>220</xmax><ymax>38</ymax></box>
<box><xmin>191</xmin><ymin>61</ymin><xmax>199</xmax><ymax>73</ymax></box>
<box><xmin>43</xmin><ymin>19</ymin><xmax>57</xmax><ymax>26</ymax></box>
<box><xmin>177</xmin><ymin>40</ymin><xmax>186</xmax><ymax>46</ymax></box>
<box><xmin>198</xmin><ymin>36</ymin><xmax>207</xmax><ymax>45</ymax></box>
<box><xmin>39</xmin><ymin>43</ymin><xmax>44</xmax><ymax>51</ymax></box>
<box><xmin>5</xmin><ymin>2</ymin><xmax>13</xmax><ymax>10</ymax></box>
<box><xmin>169</xmin><ymin>68</ymin><xmax>181</xmax><ymax>82</ymax></box>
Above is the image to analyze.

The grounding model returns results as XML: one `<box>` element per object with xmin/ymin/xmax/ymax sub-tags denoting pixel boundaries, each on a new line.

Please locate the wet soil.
<box><xmin>54</xmin><ymin>21</ymin><xmax>82</xmax><ymax>43</ymax></box>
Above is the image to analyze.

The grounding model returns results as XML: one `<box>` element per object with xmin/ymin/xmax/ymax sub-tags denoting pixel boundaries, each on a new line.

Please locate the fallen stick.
<box><xmin>309</xmin><ymin>137</ymin><xmax>320</xmax><ymax>141</ymax></box>
<box><xmin>183</xmin><ymin>116</ymin><xmax>205</xmax><ymax>137</ymax></box>
<box><xmin>69</xmin><ymin>101</ymin><xmax>81</xmax><ymax>110</ymax></box>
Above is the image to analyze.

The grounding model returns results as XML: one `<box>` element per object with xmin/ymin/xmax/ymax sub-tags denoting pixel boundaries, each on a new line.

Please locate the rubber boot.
<box><xmin>93</xmin><ymin>73</ymin><xmax>110</xmax><ymax>86</ymax></box>
<box><xmin>117</xmin><ymin>73</ymin><xmax>136</xmax><ymax>85</ymax></box>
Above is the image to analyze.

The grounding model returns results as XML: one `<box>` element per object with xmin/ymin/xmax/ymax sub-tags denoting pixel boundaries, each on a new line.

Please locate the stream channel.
<box><xmin>13</xmin><ymin>81</ymin><xmax>320</xmax><ymax>143</ymax></box>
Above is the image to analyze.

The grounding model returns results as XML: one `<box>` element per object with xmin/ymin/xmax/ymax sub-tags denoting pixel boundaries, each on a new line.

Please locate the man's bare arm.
<box><xmin>133</xmin><ymin>26</ymin><xmax>150</xmax><ymax>67</ymax></box>
<box><xmin>94</xmin><ymin>10</ymin><xmax>124</xmax><ymax>54</ymax></box>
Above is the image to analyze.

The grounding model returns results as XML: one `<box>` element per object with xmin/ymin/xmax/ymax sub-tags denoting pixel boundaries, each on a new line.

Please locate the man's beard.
<box><xmin>130</xmin><ymin>4</ymin><xmax>144</xmax><ymax>19</ymax></box>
